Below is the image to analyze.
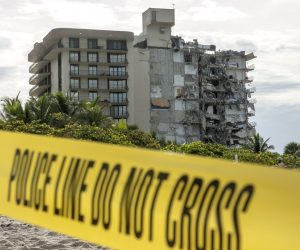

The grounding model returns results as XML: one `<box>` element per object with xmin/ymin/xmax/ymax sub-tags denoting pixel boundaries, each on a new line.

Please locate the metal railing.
<box><xmin>109</xmin><ymin>98</ymin><xmax>128</xmax><ymax>105</ymax></box>
<box><xmin>69</xmin><ymin>70</ymin><xmax>128</xmax><ymax>77</ymax></box>
<box><xmin>69</xmin><ymin>57</ymin><xmax>127</xmax><ymax>64</ymax></box>
<box><xmin>29</xmin><ymin>72</ymin><xmax>50</xmax><ymax>85</ymax></box>
<box><xmin>110</xmin><ymin>111</ymin><xmax>129</xmax><ymax>118</ymax></box>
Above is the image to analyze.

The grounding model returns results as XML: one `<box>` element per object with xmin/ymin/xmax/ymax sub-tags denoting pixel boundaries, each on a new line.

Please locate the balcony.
<box><xmin>246</xmin><ymin>64</ymin><xmax>255</xmax><ymax>72</ymax></box>
<box><xmin>110</xmin><ymin>111</ymin><xmax>129</xmax><ymax>119</ymax></box>
<box><xmin>248</xmin><ymin>110</ymin><xmax>255</xmax><ymax>116</ymax></box>
<box><xmin>108</xmin><ymin>86</ymin><xmax>128</xmax><ymax>92</ymax></box>
<box><xmin>69</xmin><ymin>70</ymin><xmax>128</xmax><ymax>78</ymax></box>
<box><xmin>246</xmin><ymin>87</ymin><xmax>256</xmax><ymax>94</ymax></box>
<box><xmin>29</xmin><ymin>84</ymin><xmax>50</xmax><ymax>96</ymax></box>
<box><xmin>245</xmin><ymin>52</ymin><xmax>256</xmax><ymax>61</ymax></box>
<box><xmin>226</xmin><ymin>62</ymin><xmax>239</xmax><ymax>69</ymax></box>
<box><xmin>110</xmin><ymin>98</ymin><xmax>128</xmax><ymax>105</ymax></box>
<box><xmin>43</xmin><ymin>43</ymin><xmax>66</xmax><ymax>61</ymax></box>
<box><xmin>29</xmin><ymin>60</ymin><xmax>48</xmax><ymax>74</ymax></box>
<box><xmin>205</xmin><ymin>113</ymin><xmax>221</xmax><ymax>120</ymax></box>
<box><xmin>248</xmin><ymin>98</ymin><xmax>256</xmax><ymax>104</ymax></box>
<box><xmin>29</xmin><ymin>72</ymin><xmax>50</xmax><ymax>85</ymax></box>
<box><xmin>69</xmin><ymin>57</ymin><xmax>128</xmax><ymax>65</ymax></box>
<box><xmin>69</xmin><ymin>85</ymin><xmax>109</xmax><ymax>92</ymax></box>
<box><xmin>244</xmin><ymin>75</ymin><xmax>254</xmax><ymax>83</ymax></box>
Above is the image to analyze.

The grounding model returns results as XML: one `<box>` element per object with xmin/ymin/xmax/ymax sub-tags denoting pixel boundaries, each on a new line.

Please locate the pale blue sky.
<box><xmin>0</xmin><ymin>0</ymin><xmax>299</xmax><ymax>152</ymax></box>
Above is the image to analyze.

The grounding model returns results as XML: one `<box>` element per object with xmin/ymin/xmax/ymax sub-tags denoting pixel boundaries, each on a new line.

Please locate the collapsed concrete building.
<box><xmin>133</xmin><ymin>9</ymin><xmax>256</xmax><ymax>146</ymax></box>
<box><xmin>28</xmin><ymin>7</ymin><xmax>256</xmax><ymax>146</ymax></box>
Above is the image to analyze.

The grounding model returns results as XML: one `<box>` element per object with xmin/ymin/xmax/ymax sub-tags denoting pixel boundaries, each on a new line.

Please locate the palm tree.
<box><xmin>28</xmin><ymin>95</ymin><xmax>57</xmax><ymax>123</ymax></box>
<box><xmin>75</xmin><ymin>97</ymin><xmax>112</xmax><ymax>127</ymax></box>
<box><xmin>245</xmin><ymin>133</ymin><xmax>275</xmax><ymax>153</ymax></box>
<box><xmin>284</xmin><ymin>142</ymin><xmax>300</xmax><ymax>155</ymax></box>
<box><xmin>53</xmin><ymin>92</ymin><xmax>78</xmax><ymax>116</ymax></box>
<box><xmin>0</xmin><ymin>93</ymin><xmax>32</xmax><ymax>123</ymax></box>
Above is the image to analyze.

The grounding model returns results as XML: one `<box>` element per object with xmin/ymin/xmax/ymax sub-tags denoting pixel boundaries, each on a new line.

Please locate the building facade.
<box><xmin>28</xmin><ymin>29</ymin><xmax>134</xmax><ymax>122</ymax></box>
<box><xmin>28</xmin><ymin>8</ymin><xmax>256</xmax><ymax>146</ymax></box>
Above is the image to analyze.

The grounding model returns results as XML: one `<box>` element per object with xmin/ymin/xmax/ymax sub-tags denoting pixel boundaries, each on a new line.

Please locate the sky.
<box><xmin>0</xmin><ymin>0</ymin><xmax>299</xmax><ymax>152</ymax></box>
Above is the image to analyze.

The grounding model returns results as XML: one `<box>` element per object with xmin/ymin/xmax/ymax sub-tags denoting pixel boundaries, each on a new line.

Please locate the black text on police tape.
<box><xmin>7</xmin><ymin>148</ymin><xmax>254</xmax><ymax>250</ymax></box>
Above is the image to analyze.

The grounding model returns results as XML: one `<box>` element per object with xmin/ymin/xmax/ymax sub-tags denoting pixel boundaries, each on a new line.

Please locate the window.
<box><xmin>70</xmin><ymin>65</ymin><xmax>79</xmax><ymax>75</ymax></box>
<box><xmin>184</xmin><ymin>52</ymin><xmax>192</xmax><ymax>63</ymax></box>
<box><xmin>108</xmin><ymin>80</ymin><xmax>127</xmax><ymax>90</ymax></box>
<box><xmin>88</xmin><ymin>52</ymin><xmax>98</xmax><ymax>62</ymax></box>
<box><xmin>160</xmin><ymin>27</ymin><xmax>166</xmax><ymax>34</ymax></box>
<box><xmin>110</xmin><ymin>93</ymin><xmax>127</xmax><ymax>103</ymax></box>
<box><xmin>109</xmin><ymin>54</ymin><xmax>126</xmax><ymax>63</ymax></box>
<box><xmin>89</xmin><ymin>65</ymin><xmax>97</xmax><ymax>75</ymax></box>
<box><xmin>109</xmin><ymin>67</ymin><xmax>126</xmax><ymax>76</ymax></box>
<box><xmin>88</xmin><ymin>79</ymin><xmax>98</xmax><ymax>89</ymax></box>
<box><xmin>151</xmin><ymin>11</ymin><xmax>156</xmax><ymax>21</ymax></box>
<box><xmin>69</xmin><ymin>38</ymin><xmax>79</xmax><ymax>48</ymax></box>
<box><xmin>89</xmin><ymin>91</ymin><xmax>98</xmax><ymax>100</ymax></box>
<box><xmin>88</xmin><ymin>39</ymin><xmax>98</xmax><ymax>49</ymax></box>
<box><xmin>107</xmin><ymin>40</ymin><xmax>127</xmax><ymax>50</ymax></box>
<box><xmin>70</xmin><ymin>78</ymin><xmax>80</xmax><ymax>88</ymax></box>
<box><xmin>111</xmin><ymin>105</ymin><xmax>127</xmax><ymax>117</ymax></box>
<box><xmin>70</xmin><ymin>91</ymin><xmax>79</xmax><ymax>101</ymax></box>
<box><xmin>69</xmin><ymin>52</ymin><xmax>80</xmax><ymax>62</ymax></box>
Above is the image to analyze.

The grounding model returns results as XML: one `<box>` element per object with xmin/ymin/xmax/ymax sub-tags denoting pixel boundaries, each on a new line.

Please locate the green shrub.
<box><xmin>1</xmin><ymin>121</ymin><xmax>299</xmax><ymax>168</ymax></box>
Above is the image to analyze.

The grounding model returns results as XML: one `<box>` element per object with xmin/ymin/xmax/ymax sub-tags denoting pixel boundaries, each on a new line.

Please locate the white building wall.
<box><xmin>51</xmin><ymin>58</ymin><xmax>58</xmax><ymax>93</ymax></box>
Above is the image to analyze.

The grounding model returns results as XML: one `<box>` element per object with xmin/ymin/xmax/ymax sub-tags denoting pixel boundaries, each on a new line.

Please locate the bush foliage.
<box><xmin>0</xmin><ymin>120</ymin><xmax>299</xmax><ymax>168</ymax></box>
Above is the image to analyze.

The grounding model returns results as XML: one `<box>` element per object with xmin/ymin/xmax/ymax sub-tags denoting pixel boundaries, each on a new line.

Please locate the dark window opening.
<box><xmin>69</xmin><ymin>38</ymin><xmax>79</xmax><ymax>48</ymax></box>
<box><xmin>184</xmin><ymin>52</ymin><xmax>192</xmax><ymax>63</ymax></box>
<box><xmin>151</xmin><ymin>11</ymin><xmax>157</xmax><ymax>22</ymax></box>
<box><xmin>213</xmin><ymin>106</ymin><xmax>218</xmax><ymax>114</ymax></box>
<box><xmin>88</xmin><ymin>39</ymin><xmax>98</xmax><ymax>49</ymax></box>
<box><xmin>107</xmin><ymin>40</ymin><xmax>127</xmax><ymax>50</ymax></box>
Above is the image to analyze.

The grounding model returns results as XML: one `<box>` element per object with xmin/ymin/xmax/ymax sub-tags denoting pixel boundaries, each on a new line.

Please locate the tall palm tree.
<box><xmin>0</xmin><ymin>93</ymin><xmax>32</xmax><ymax>123</ymax></box>
<box><xmin>245</xmin><ymin>133</ymin><xmax>275</xmax><ymax>153</ymax></box>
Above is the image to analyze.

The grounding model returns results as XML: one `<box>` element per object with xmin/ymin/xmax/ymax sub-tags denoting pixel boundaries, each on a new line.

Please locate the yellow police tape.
<box><xmin>0</xmin><ymin>131</ymin><xmax>299</xmax><ymax>250</ymax></box>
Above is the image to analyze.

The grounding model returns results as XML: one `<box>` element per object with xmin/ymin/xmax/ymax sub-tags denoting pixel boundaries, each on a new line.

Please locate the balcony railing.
<box><xmin>69</xmin><ymin>57</ymin><xmax>127</xmax><ymax>64</ymax></box>
<box><xmin>109</xmin><ymin>98</ymin><xmax>128</xmax><ymax>105</ymax></box>
<box><xmin>246</xmin><ymin>64</ymin><xmax>255</xmax><ymax>71</ymax></box>
<box><xmin>108</xmin><ymin>86</ymin><xmax>128</xmax><ymax>92</ymax></box>
<box><xmin>69</xmin><ymin>85</ymin><xmax>109</xmax><ymax>91</ymax></box>
<box><xmin>69</xmin><ymin>70</ymin><xmax>128</xmax><ymax>77</ymax></box>
<box><xmin>29</xmin><ymin>60</ymin><xmax>48</xmax><ymax>74</ymax></box>
<box><xmin>29</xmin><ymin>72</ymin><xmax>50</xmax><ymax>85</ymax></box>
<box><xmin>110</xmin><ymin>111</ymin><xmax>129</xmax><ymax>118</ymax></box>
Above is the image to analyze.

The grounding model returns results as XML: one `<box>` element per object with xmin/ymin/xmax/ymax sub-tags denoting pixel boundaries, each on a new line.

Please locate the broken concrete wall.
<box><xmin>149</xmin><ymin>48</ymin><xmax>175</xmax><ymax>140</ymax></box>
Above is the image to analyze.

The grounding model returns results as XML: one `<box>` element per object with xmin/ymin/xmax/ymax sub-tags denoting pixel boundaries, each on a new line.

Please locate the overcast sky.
<box><xmin>0</xmin><ymin>0</ymin><xmax>299</xmax><ymax>152</ymax></box>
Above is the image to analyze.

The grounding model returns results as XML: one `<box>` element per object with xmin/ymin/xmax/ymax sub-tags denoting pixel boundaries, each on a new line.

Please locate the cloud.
<box><xmin>0</xmin><ymin>37</ymin><xmax>11</xmax><ymax>50</ymax></box>
<box><xmin>257</xmin><ymin>82</ymin><xmax>300</xmax><ymax>94</ymax></box>
<box><xmin>0</xmin><ymin>67</ymin><xmax>13</xmax><ymax>80</ymax></box>
<box><xmin>178</xmin><ymin>0</ymin><xmax>246</xmax><ymax>22</ymax></box>
<box><xmin>256</xmin><ymin>103</ymin><xmax>300</xmax><ymax>153</ymax></box>
<box><xmin>39</xmin><ymin>0</ymin><xmax>118</xmax><ymax>29</ymax></box>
